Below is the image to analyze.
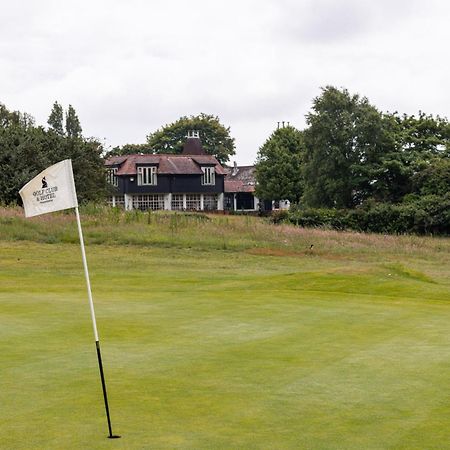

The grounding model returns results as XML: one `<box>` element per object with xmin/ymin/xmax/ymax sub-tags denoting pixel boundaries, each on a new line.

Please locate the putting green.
<box><xmin>1</xmin><ymin>241</ymin><xmax>449</xmax><ymax>449</ymax></box>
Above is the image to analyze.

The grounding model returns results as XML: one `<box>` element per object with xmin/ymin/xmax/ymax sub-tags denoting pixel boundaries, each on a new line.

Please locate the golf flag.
<box><xmin>18</xmin><ymin>159</ymin><xmax>120</xmax><ymax>438</ymax></box>
<box><xmin>19</xmin><ymin>159</ymin><xmax>78</xmax><ymax>218</ymax></box>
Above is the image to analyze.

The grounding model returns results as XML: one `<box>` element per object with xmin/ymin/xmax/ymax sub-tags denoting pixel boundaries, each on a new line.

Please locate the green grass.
<box><xmin>1</xmin><ymin>208</ymin><xmax>450</xmax><ymax>449</ymax></box>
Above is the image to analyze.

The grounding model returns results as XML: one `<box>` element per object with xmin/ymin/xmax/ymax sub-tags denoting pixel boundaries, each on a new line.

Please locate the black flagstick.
<box><xmin>75</xmin><ymin>207</ymin><xmax>121</xmax><ymax>439</ymax></box>
<box><xmin>95</xmin><ymin>341</ymin><xmax>120</xmax><ymax>439</ymax></box>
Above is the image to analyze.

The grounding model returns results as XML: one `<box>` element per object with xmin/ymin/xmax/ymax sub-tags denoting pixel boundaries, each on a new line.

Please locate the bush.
<box><xmin>287</xmin><ymin>194</ymin><xmax>450</xmax><ymax>235</ymax></box>
<box><xmin>270</xmin><ymin>210</ymin><xmax>289</xmax><ymax>224</ymax></box>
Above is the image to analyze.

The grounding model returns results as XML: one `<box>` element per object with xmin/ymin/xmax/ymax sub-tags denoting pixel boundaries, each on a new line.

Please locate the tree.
<box><xmin>146</xmin><ymin>113</ymin><xmax>235</xmax><ymax>163</ymax></box>
<box><xmin>396</xmin><ymin>112</ymin><xmax>450</xmax><ymax>157</ymax></box>
<box><xmin>47</xmin><ymin>101</ymin><xmax>64</xmax><ymax>135</ymax></box>
<box><xmin>255</xmin><ymin>125</ymin><xmax>305</xmax><ymax>203</ymax></box>
<box><xmin>303</xmin><ymin>86</ymin><xmax>387</xmax><ymax>208</ymax></box>
<box><xmin>61</xmin><ymin>136</ymin><xmax>108</xmax><ymax>203</ymax></box>
<box><xmin>0</xmin><ymin>106</ymin><xmax>52</xmax><ymax>204</ymax></box>
<box><xmin>412</xmin><ymin>159</ymin><xmax>450</xmax><ymax>197</ymax></box>
<box><xmin>65</xmin><ymin>104</ymin><xmax>82</xmax><ymax>138</ymax></box>
<box><xmin>0</xmin><ymin>102</ymin><xmax>107</xmax><ymax>205</ymax></box>
<box><xmin>107</xmin><ymin>143</ymin><xmax>153</xmax><ymax>156</ymax></box>
<box><xmin>363</xmin><ymin>112</ymin><xmax>450</xmax><ymax>203</ymax></box>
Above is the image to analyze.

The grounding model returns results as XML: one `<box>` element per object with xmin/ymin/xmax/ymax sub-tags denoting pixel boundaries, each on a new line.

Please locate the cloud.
<box><xmin>272</xmin><ymin>0</ymin><xmax>422</xmax><ymax>43</ymax></box>
<box><xmin>1</xmin><ymin>0</ymin><xmax>449</xmax><ymax>164</ymax></box>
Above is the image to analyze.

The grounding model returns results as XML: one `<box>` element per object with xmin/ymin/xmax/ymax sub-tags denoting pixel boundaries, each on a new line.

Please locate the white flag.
<box><xmin>19</xmin><ymin>159</ymin><xmax>78</xmax><ymax>217</ymax></box>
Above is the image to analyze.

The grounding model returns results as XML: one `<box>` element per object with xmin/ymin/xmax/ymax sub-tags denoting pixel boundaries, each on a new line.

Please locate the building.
<box><xmin>105</xmin><ymin>132</ymin><xmax>227</xmax><ymax>211</ymax></box>
<box><xmin>224</xmin><ymin>163</ymin><xmax>290</xmax><ymax>212</ymax></box>
<box><xmin>224</xmin><ymin>163</ymin><xmax>261</xmax><ymax>211</ymax></box>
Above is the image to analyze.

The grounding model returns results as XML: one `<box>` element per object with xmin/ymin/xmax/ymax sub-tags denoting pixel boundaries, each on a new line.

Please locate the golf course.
<box><xmin>1</xmin><ymin>206</ymin><xmax>449</xmax><ymax>449</ymax></box>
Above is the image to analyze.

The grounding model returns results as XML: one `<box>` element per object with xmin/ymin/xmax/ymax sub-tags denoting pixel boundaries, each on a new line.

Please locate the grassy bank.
<box><xmin>1</xmin><ymin>205</ymin><xmax>450</xmax><ymax>264</ymax></box>
<box><xmin>1</xmin><ymin>206</ymin><xmax>450</xmax><ymax>448</ymax></box>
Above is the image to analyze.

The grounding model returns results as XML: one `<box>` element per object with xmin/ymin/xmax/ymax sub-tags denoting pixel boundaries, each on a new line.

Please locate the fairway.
<box><xmin>1</xmin><ymin>226</ymin><xmax>450</xmax><ymax>449</ymax></box>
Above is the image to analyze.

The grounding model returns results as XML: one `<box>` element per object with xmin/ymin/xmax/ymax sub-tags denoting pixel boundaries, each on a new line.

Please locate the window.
<box><xmin>107</xmin><ymin>195</ymin><xmax>125</xmax><ymax>208</ymax></box>
<box><xmin>132</xmin><ymin>194</ymin><xmax>164</xmax><ymax>211</ymax></box>
<box><xmin>185</xmin><ymin>194</ymin><xmax>201</xmax><ymax>210</ymax></box>
<box><xmin>171</xmin><ymin>194</ymin><xmax>184</xmax><ymax>210</ymax></box>
<box><xmin>201</xmin><ymin>167</ymin><xmax>215</xmax><ymax>185</ymax></box>
<box><xmin>114</xmin><ymin>196</ymin><xmax>125</xmax><ymax>208</ymax></box>
<box><xmin>203</xmin><ymin>194</ymin><xmax>218</xmax><ymax>210</ymax></box>
<box><xmin>106</xmin><ymin>168</ymin><xmax>118</xmax><ymax>186</ymax></box>
<box><xmin>137</xmin><ymin>166</ymin><xmax>157</xmax><ymax>185</ymax></box>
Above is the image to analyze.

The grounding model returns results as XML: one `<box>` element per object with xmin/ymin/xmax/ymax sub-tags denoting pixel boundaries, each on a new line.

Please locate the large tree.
<box><xmin>255</xmin><ymin>125</ymin><xmax>305</xmax><ymax>203</ymax></box>
<box><xmin>146</xmin><ymin>113</ymin><xmax>235</xmax><ymax>163</ymax></box>
<box><xmin>303</xmin><ymin>86</ymin><xmax>387</xmax><ymax>208</ymax></box>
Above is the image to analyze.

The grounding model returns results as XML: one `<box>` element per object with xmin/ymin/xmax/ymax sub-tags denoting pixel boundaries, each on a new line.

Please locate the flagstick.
<box><xmin>75</xmin><ymin>206</ymin><xmax>120</xmax><ymax>439</ymax></box>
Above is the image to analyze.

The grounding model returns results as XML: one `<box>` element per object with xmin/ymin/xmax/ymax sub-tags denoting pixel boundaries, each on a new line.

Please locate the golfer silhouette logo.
<box><xmin>42</xmin><ymin>177</ymin><xmax>48</xmax><ymax>188</ymax></box>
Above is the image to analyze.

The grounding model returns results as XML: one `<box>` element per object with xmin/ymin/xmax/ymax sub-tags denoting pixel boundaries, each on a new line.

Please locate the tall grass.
<box><xmin>1</xmin><ymin>205</ymin><xmax>449</xmax><ymax>264</ymax></box>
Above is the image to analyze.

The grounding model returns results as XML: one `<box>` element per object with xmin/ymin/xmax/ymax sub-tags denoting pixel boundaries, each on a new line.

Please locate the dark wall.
<box><xmin>120</xmin><ymin>175</ymin><xmax>172</xmax><ymax>194</ymax></box>
<box><xmin>171</xmin><ymin>175</ymin><xmax>224</xmax><ymax>194</ymax></box>
<box><xmin>115</xmin><ymin>174</ymin><xmax>225</xmax><ymax>194</ymax></box>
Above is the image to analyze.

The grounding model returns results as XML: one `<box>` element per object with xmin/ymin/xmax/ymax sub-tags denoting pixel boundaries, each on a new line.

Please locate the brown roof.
<box><xmin>105</xmin><ymin>154</ymin><xmax>226</xmax><ymax>176</ymax></box>
<box><xmin>224</xmin><ymin>165</ymin><xmax>257</xmax><ymax>192</ymax></box>
<box><xmin>159</xmin><ymin>156</ymin><xmax>202</xmax><ymax>174</ymax></box>
<box><xmin>224</xmin><ymin>180</ymin><xmax>255</xmax><ymax>193</ymax></box>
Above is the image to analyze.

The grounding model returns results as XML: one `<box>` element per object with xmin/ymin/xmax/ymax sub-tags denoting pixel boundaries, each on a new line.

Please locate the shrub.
<box><xmin>287</xmin><ymin>194</ymin><xmax>450</xmax><ymax>235</ymax></box>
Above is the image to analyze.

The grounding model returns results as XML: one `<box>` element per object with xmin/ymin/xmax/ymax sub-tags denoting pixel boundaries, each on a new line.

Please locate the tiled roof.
<box><xmin>224</xmin><ymin>165</ymin><xmax>257</xmax><ymax>192</ymax></box>
<box><xmin>225</xmin><ymin>165</ymin><xmax>256</xmax><ymax>183</ymax></box>
<box><xmin>105</xmin><ymin>154</ymin><xmax>226</xmax><ymax>176</ymax></box>
<box><xmin>159</xmin><ymin>156</ymin><xmax>202</xmax><ymax>175</ymax></box>
<box><xmin>224</xmin><ymin>180</ymin><xmax>255</xmax><ymax>193</ymax></box>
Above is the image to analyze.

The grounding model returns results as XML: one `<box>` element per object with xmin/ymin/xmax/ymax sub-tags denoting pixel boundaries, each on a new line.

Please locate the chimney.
<box><xmin>186</xmin><ymin>130</ymin><xmax>200</xmax><ymax>139</ymax></box>
<box><xmin>232</xmin><ymin>161</ymin><xmax>238</xmax><ymax>176</ymax></box>
<box><xmin>182</xmin><ymin>130</ymin><xmax>206</xmax><ymax>155</ymax></box>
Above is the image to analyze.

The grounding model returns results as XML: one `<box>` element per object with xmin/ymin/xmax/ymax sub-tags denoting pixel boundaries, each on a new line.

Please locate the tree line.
<box><xmin>256</xmin><ymin>86</ymin><xmax>450</xmax><ymax>233</ymax></box>
<box><xmin>0</xmin><ymin>101</ymin><xmax>107</xmax><ymax>205</ymax></box>
<box><xmin>1</xmin><ymin>87</ymin><xmax>449</xmax><ymax>234</ymax></box>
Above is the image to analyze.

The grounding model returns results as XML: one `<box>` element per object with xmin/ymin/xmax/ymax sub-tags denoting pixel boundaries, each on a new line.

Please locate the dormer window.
<box><xmin>202</xmin><ymin>166</ymin><xmax>215</xmax><ymax>185</ymax></box>
<box><xmin>137</xmin><ymin>166</ymin><xmax>157</xmax><ymax>185</ymax></box>
<box><xmin>107</xmin><ymin>168</ymin><xmax>118</xmax><ymax>187</ymax></box>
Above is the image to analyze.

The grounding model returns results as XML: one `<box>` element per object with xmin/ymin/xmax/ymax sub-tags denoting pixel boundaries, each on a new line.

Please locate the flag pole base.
<box><xmin>108</xmin><ymin>435</ymin><xmax>121</xmax><ymax>439</ymax></box>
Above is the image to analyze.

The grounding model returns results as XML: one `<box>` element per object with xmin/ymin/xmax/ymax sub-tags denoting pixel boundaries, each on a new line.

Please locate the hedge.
<box><xmin>283</xmin><ymin>194</ymin><xmax>450</xmax><ymax>235</ymax></box>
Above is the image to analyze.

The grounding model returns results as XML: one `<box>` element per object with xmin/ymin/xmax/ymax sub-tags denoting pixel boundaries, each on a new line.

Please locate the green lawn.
<box><xmin>1</xmin><ymin>230</ymin><xmax>450</xmax><ymax>449</ymax></box>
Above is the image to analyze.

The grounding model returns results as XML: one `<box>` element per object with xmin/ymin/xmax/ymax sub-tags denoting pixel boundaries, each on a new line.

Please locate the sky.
<box><xmin>1</xmin><ymin>0</ymin><xmax>449</xmax><ymax>164</ymax></box>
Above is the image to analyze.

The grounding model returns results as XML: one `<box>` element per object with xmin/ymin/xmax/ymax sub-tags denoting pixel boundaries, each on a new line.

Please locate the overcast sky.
<box><xmin>1</xmin><ymin>0</ymin><xmax>449</xmax><ymax>164</ymax></box>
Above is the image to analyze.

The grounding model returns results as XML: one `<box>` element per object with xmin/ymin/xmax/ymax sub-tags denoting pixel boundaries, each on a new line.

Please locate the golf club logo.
<box><xmin>33</xmin><ymin>176</ymin><xmax>59</xmax><ymax>204</ymax></box>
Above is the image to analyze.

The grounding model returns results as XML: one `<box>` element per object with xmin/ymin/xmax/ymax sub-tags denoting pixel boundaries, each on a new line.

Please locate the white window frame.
<box><xmin>185</xmin><ymin>194</ymin><xmax>201</xmax><ymax>210</ymax></box>
<box><xmin>201</xmin><ymin>166</ymin><xmax>215</xmax><ymax>185</ymax></box>
<box><xmin>132</xmin><ymin>194</ymin><xmax>164</xmax><ymax>211</ymax></box>
<box><xmin>203</xmin><ymin>194</ymin><xmax>218</xmax><ymax>210</ymax></box>
<box><xmin>171</xmin><ymin>194</ymin><xmax>184</xmax><ymax>211</ymax></box>
<box><xmin>107</xmin><ymin>168</ymin><xmax>118</xmax><ymax>187</ymax></box>
<box><xmin>137</xmin><ymin>166</ymin><xmax>157</xmax><ymax>186</ymax></box>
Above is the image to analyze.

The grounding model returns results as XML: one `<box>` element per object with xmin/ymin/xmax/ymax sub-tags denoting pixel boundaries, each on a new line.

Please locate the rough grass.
<box><xmin>1</xmin><ymin>205</ymin><xmax>450</xmax><ymax>263</ymax></box>
<box><xmin>1</xmin><ymin>206</ymin><xmax>450</xmax><ymax>449</ymax></box>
